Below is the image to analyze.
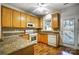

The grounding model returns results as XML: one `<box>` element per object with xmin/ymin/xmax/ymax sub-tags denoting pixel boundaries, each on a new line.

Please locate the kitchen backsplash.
<box><xmin>2</xmin><ymin>27</ymin><xmax>24</xmax><ymax>31</ymax></box>
<box><xmin>2</xmin><ymin>28</ymin><xmax>24</xmax><ymax>37</ymax></box>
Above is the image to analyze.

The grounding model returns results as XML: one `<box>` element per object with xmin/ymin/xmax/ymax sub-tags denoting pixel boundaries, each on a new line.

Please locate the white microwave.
<box><xmin>27</xmin><ymin>23</ymin><xmax>35</xmax><ymax>27</ymax></box>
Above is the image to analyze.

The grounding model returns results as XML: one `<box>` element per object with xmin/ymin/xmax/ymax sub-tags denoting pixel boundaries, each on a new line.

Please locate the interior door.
<box><xmin>62</xmin><ymin>17</ymin><xmax>75</xmax><ymax>45</ymax></box>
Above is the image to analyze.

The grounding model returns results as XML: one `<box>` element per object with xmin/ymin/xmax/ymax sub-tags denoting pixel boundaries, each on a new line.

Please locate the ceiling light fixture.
<box><xmin>37</xmin><ymin>3</ymin><xmax>46</xmax><ymax>7</ymax></box>
<box><xmin>33</xmin><ymin>7</ymin><xmax>49</xmax><ymax>15</ymax></box>
<box><xmin>33</xmin><ymin>3</ymin><xmax>49</xmax><ymax>15</ymax></box>
<box><xmin>64</xmin><ymin>3</ymin><xmax>69</xmax><ymax>5</ymax></box>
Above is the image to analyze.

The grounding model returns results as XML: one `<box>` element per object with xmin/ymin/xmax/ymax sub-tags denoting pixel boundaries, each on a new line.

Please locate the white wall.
<box><xmin>60</xmin><ymin>4</ymin><xmax>79</xmax><ymax>49</ymax></box>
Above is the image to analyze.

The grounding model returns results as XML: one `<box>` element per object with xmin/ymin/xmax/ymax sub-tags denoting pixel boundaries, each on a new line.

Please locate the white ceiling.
<box><xmin>2</xmin><ymin>3</ymin><xmax>77</xmax><ymax>16</ymax></box>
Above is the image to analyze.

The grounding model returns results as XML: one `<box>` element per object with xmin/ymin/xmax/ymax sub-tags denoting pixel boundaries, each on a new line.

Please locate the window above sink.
<box><xmin>42</xmin><ymin>14</ymin><xmax>52</xmax><ymax>31</ymax></box>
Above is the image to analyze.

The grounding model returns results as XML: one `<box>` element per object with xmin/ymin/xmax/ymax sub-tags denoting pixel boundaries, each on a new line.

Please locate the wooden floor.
<box><xmin>9</xmin><ymin>43</ymin><xmax>79</xmax><ymax>55</ymax></box>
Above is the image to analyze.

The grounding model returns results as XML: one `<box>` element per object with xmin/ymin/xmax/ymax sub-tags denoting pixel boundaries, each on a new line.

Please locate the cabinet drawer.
<box><xmin>48</xmin><ymin>37</ymin><xmax>56</xmax><ymax>43</ymax></box>
<box><xmin>48</xmin><ymin>34</ymin><xmax>57</xmax><ymax>46</ymax></box>
<box><xmin>48</xmin><ymin>34</ymin><xmax>56</xmax><ymax>37</ymax></box>
<box><xmin>48</xmin><ymin>43</ymin><xmax>56</xmax><ymax>46</ymax></box>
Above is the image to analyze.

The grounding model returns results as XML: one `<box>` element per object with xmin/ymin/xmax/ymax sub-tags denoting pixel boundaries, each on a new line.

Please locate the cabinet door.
<box><xmin>39</xmin><ymin>17</ymin><xmax>43</xmax><ymax>28</ymax></box>
<box><xmin>30</xmin><ymin>16</ymin><xmax>34</xmax><ymax>23</ymax></box>
<box><xmin>35</xmin><ymin>17</ymin><xmax>40</xmax><ymax>28</ymax></box>
<box><xmin>20</xmin><ymin>13</ymin><xmax>27</xmax><ymax>28</ymax></box>
<box><xmin>52</xmin><ymin>13</ymin><xmax>60</xmax><ymax>30</ymax></box>
<box><xmin>32</xmin><ymin>16</ymin><xmax>37</xmax><ymax>28</ymax></box>
<box><xmin>2</xmin><ymin>6</ymin><xmax>12</xmax><ymax>27</ymax></box>
<box><xmin>12</xmin><ymin>10</ymin><xmax>20</xmax><ymax>28</ymax></box>
<box><xmin>38</xmin><ymin>34</ymin><xmax>48</xmax><ymax>44</ymax></box>
<box><xmin>32</xmin><ymin>16</ymin><xmax>40</xmax><ymax>28</ymax></box>
<box><xmin>26</xmin><ymin>15</ymin><xmax>31</xmax><ymax>23</ymax></box>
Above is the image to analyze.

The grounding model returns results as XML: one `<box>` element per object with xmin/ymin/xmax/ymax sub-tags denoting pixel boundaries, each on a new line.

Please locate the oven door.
<box><xmin>29</xmin><ymin>34</ymin><xmax>37</xmax><ymax>44</ymax></box>
<box><xmin>31</xmin><ymin>36</ymin><xmax>36</xmax><ymax>42</ymax></box>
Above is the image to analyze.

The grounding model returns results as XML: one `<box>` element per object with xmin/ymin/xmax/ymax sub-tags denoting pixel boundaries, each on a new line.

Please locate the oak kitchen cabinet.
<box><xmin>26</xmin><ymin>14</ymin><xmax>31</xmax><ymax>25</ymax></box>
<box><xmin>12</xmin><ymin>10</ymin><xmax>21</xmax><ymax>28</ymax></box>
<box><xmin>30</xmin><ymin>15</ymin><xmax>34</xmax><ymax>24</ymax></box>
<box><xmin>38</xmin><ymin>34</ymin><xmax>48</xmax><ymax>44</ymax></box>
<box><xmin>52</xmin><ymin>13</ymin><xmax>60</xmax><ymax>30</ymax></box>
<box><xmin>36</xmin><ymin>17</ymin><xmax>41</xmax><ymax>28</ymax></box>
<box><xmin>32</xmin><ymin>16</ymin><xmax>40</xmax><ymax>28</ymax></box>
<box><xmin>20</xmin><ymin>13</ymin><xmax>27</xmax><ymax>28</ymax></box>
<box><xmin>39</xmin><ymin>17</ymin><xmax>43</xmax><ymax>28</ymax></box>
<box><xmin>26</xmin><ymin>15</ymin><xmax>41</xmax><ymax>28</ymax></box>
<box><xmin>2</xmin><ymin>6</ymin><xmax>12</xmax><ymax>27</ymax></box>
<box><xmin>2</xmin><ymin>6</ymin><xmax>41</xmax><ymax>29</ymax></box>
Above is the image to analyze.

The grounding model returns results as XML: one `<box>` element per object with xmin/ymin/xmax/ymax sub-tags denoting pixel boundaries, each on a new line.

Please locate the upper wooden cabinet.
<box><xmin>36</xmin><ymin>17</ymin><xmax>41</xmax><ymax>28</ymax></box>
<box><xmin>38</xmin><ymin>34</ymin><xmax>48</xmax><ymax>44</ymax></box>
<box><xmin>52</xmin><ymin>13</ymin><xmax>60</xmax><ymax>30</ymax></box>
<box><xmin>39</xmin><ymin>17</ymin><xmax>43</xmax><ymax>28</ymax></box>
<box><xmin>2</xmin><ymin>6</ymin><xmax>12</xmax><ymax>27</ymax></box>
<box><xmin>33</xmin><ymin>16</ymin><xmax>40</xmax><ymax>28</ymax></box>
<box><xmin>20</xmin><ymin>13</ymin><xmax>27</xmax><ymax>28</ymax></box>
<box><xmin>12</xmin><ymin>10</ymin><xmax>21</xmax><ymax>28</ymax></box>
<box><xmin>1</xmin><ymin>6</ymin><xmax>41</xmax><ymax>29</ymax></box>
<box><xmin>26</xmin><ymin>15</ymin><xmax>31</xmax><ymax>23</ymax></box>
<box><xmin>26</xmin><ymin>15</ymin><xmax>41</xmax><ymax>28</ymax></box>
<box><xmin>30</xmin><ymin>15</ymin><xmax>34</xmax><ymax>23</ymax></box>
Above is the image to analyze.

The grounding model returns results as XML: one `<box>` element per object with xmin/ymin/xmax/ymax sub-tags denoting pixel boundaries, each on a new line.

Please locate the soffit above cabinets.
<box><xmin>2</xmin><ymin>3</ymin><xmax>78</xmax><ymax>16</ymax></box>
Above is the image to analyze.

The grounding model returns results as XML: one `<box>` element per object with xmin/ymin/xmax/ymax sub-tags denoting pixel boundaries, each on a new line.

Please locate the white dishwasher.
<box><xmin>48</xmin><ymin>34</ymin><xmax>57</xmax><ymax>47</ymax></box>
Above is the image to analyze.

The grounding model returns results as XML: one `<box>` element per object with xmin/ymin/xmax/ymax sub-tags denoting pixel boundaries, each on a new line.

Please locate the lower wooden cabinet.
<box><xmin>38</xmin><ymin>34</ymin><xmax>48</xmax><ymax>44</ymax></box>
<box><xmin>38</xmin><ymin>33</ymin><xmax>60</xmax><ymax>47</ymax></box>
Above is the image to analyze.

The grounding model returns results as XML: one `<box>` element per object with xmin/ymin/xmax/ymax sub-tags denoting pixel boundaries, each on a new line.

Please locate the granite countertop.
<box><xmin>38</xmin><ymin>31</ymin><xmax>60</xmax><ymax>34</ymax></box>
<box><xmin>0</xmin><ymin>35</ymin><xmax>30</xmax><ymax>55</ymax></box>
